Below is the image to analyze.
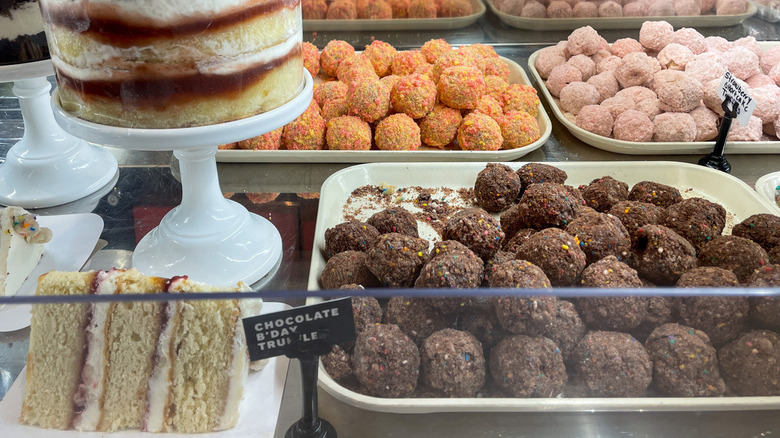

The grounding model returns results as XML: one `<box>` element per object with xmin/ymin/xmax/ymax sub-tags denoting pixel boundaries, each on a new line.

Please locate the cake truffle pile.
<box><xmin>319</xmin><ymin>162</ymin><xmax>780</xmax><ymax>399</ymax></box>
<box><xmin>496</xmin><ymin>0</ymin><xmax>749</xmax><ymax>18</ymax></box>
<box><xmin>535</xmin><ymin>22</ymin><xmax>780</xmax><ymax>143</ymax></box>
<box><xmin>221</xmin><ymin>40</ymin><xmax>542</xmax><ymax>151</ymax></box>
<box><xmin>303</xmin><ymin>0</ymin><xmax>473</xmax><ymax>20</ymax></box>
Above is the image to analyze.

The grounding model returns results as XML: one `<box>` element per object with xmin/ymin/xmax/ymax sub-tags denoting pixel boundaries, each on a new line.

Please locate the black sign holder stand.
<box><xmin>698</xmin><ymin>97</ymin><xmax>736</xmax><ymax>173</ymax></box>
<box><xmin>285</xmin><ymin>337</ymin><xmax>337</xmax><ymax>438</ymax></box>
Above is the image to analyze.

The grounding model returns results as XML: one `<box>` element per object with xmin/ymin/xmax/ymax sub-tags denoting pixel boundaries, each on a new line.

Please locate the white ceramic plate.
<box><xmin>0</xmin><ymin>301</ymin><xmax>291</xmax><ymax>437</ymax></box>
<box><xmin>0</xmin><ymin>213</ymin><xmax>104</xmax><ymax>332</ymax></box>
<box><xmin>303</xmin><ymin>0</ymin><xmax>484</xmax><ymax>31</ymax></box>
<box><xmin>488</xmin><ymin>0</ymin><xmax>756</xmax><ymax>30</ymax></box>
<box><xmin>216</xmin><ymin>57</ymin><xmax>552</xmax><ymax>163</ymax></box>
<box><xmin>306</xmin><ymin>161</ymin><xmax>780</xmax><ymax>413</ymax></box>
<box><xmin>527</xmin><ymin>42</ymin><xmax>780</xmax><ymax>155</ymax></box>
<box><xmin>755</xmin><ymin>170</ymin><xmax>780</xmax><ymax>213</ymax></box>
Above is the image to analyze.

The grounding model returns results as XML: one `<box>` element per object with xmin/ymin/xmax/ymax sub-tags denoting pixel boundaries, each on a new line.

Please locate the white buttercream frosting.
<box><xmin>143</xmin><ymin>298</ymin><xmax>178</xmax><ymax>433</ymax></box>
<box><xmin>43</xmin><ymin>0</ymin><xmax>265</xmax><ymax>23</ymax></box>
<box><xmin>0</xmin><ymin>207</ymin><xmax>47</xmax><ymax>298</ymax></box>
<box><xmin>217</xmin><ymin>313</ymin><xmax>249</xmax><ymax>430</ymax></box>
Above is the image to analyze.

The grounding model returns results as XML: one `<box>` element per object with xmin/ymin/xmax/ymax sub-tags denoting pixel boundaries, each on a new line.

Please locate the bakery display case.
<box><xmin>1</xmin><ymin>1</ymin><xmax>780</xmax><ymax>437</ymax></box>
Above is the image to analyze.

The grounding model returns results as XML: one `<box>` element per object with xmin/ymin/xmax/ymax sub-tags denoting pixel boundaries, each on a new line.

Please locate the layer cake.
<box><xmin>39</xmin><ymin>0</ymin><xmax>304</xmax><ymax>128</ymax></box>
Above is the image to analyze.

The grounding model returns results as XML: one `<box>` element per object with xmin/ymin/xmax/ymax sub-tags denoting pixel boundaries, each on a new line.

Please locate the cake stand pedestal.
<box><xmin>0</xmin><ymin>60</ymin><xmax>118</xmax><ymax>208</ymax></box>
<box><xmin>51</xmin><ymin>71</ymin><xmax>313</xmax><ymax>286</ymax></box>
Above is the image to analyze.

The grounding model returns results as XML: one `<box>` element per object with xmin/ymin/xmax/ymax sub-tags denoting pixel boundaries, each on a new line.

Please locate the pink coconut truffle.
<box><xmin>684</xmin><ymin>58</ymin><xmax>727</xmax><ymax>86</ymax></box>
<box><xmin>770</xmin><ymin>63</ymin><xmax>780</xmax><ymax>85</ymax></box>
<box><xmin>522</xmin><ymin>1</ymin><xmax>548</xmax><ymax>17</ymax></box>
<box><xmin>696</xmin><ymin>51</ymin><xmax>727</xmax><ymax>67</ymax></box>
<box><xmin>496</xmin><ymin>0</ymin><xmax>525</xmax><ymax>15</ymax></box>
<box><xmin>623</xmin><ymin>1</ymin><xmax>647</xmax><ymax>16</ymax></box>
<box><xmin>689</xmin><ymin>105</ymin><xmax>720</xmax><ymax>141</ymax></box>
<box><xmin>615</xmin><ymin>85</ymin><xmax>658</xmax><ymax>104</ymax></box>
<box><xmin>535</xmin><ymin>46</ymin><xmax>568</xmax><ymax>79</ymax></box>
<box><xmin>566</xmin><ymin>54</ymin><xmax>597</xmax><ymax>81</ymax></box>
<box><xmin>648</xmin><ymin>0</ymin><xmax>675</xmax><ymax>15</ymax></box>
<box><xmin>611</xmin><ymin>38</ymin><xmax>644</xmax><ymax>58</ymax></box>
<box><xmin>573</xmin><ymin>2</ymin><xmax>598</xmax><ymax>16</ymax></box>
<box><xmin>702</xmin><ymin>77</ymin><xmax>749</xmax><ymax>116</ymax></box>
<box><xmin>615</xmin><ymin>52</ymin><xmax>654</xmax><ymax>88</ymax></box>
<box><xmin>673</xmin><ymin>0</ymin><xmax>701</xmax><ymax>15</ymax></box>
<box><xmin>587</xmin><ymin>71</ymin><xmax>620</xmax><ymax>102</ymax></box>
<box><xmin>653</xmin><ymin>70</ymin><xmax>703</xmax><ymax>113</ymax></box>
<box><xmin>601</xmin><ymin>95</ymin><xmax>637</xmax><ymax>119</ymax></box>
<box><xmin>596</xmin><ymin>55</ymin><xmax>623</xmax><ymax>74</ymax></box>
<box><xmin>725</xmin><ymin>46</ymin><xmax>761</xmax><ymax>80</ymax></box>
<box><xmin>614</xmin><ymin>109</ymin><xmax>655</xmax><ymax>142</ymax></box>
<box><xmin>568</xmin><ymin>26</ymin><xmax>602</xmax><ymax>57</ymax></box>
<box><xmin>705</xmin><ymin>36</ymin><xmax>732</xmax><ymax>53</ymax></box>
<box><xmin>672</xmin><ymin>28</ymin><xmax>707</xmax><ymax>55</ymax></box>
<box><xmin>598</xmin><ymin>1</ymin><xmax>623</xmax><ymax>16</ymax></box>
<box><xmin>636</xmin><ymin>97</ymin><xmax>662</xmax><ymax>120</ymax></box>
<box><xmin>653</xmin><ymin>112</ymin><xmax>697</xmax><ymax>142</ymax></box>
<box><xmin>760</xmin><ymin>46</ymin><xmax>780</xmax><ymax>75</ymax></box>
<box><xmin>701</xmin><ymin>0</ymin><xmax>717</xmax><ymax>13</ymax></box>
<box><xmin>657</xmin><ymin>43</ymin><xmax>695</xmax><ymax>71</ymax></box>
<box><xmin>733</xmin><ymin>36</ymin><xmax>763</xmax><ymax>59</ymax></box>
<box><xmin>576</xmin><ymin>104</ymin><xmax>614</xmax><ymax>137</ymax></box>
<box><xmin>548</xmin><ymin>1</ymin><xmax>573</xmax><ymax>17</ymax></box>
<box><xmin>639</xmin><ymin>21</ymin><xmax>674</xmax><ymax>52</ymax></box>
<box><xmin>749</xmin><ymin>87</ymin><xmax>780</xmax><ymax>124</ymax></box>
<box><xmin>591</xmin><ymin>49</ymin><xmax>612</xmax><ymax>66</ymax></box>
<box><xmin>560</xmin><ymin>81</ymin><xmax>601</xmax><ymax>115</ymax></box>
<box><xmin>775</xmin><ymin>118</ymin><xmax>780</xmax><ymax>138</ymax></box>
<box><xmin>746</xmin><ymin>74</ymin><xmax>778</xmax><ymax>89</ymax></box>
<box><xmin>716</xmin><ymin>0</ymin><xmax>747</xmax><ymax>14</ymax></box>
<box><xmin>727</xmin><ymin>115</ymin><xmax>763</xmax><ymax>141</ymax></box>
<box><xmin>546</xmin><ymin>64</ymin><xmax>583</xmax><ymax>97</ymax></box>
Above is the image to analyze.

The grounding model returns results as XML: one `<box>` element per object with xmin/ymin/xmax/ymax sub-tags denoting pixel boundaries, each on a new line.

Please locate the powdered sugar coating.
<box><xmin>653</xmin><ymin>70</ymin><xmax>702</xmax><ymax>113</ymax></box>
<box><xmin>547</xmin><ymin>64</ymin><xmax>583</xmax><ymax>97</ymax></box>
<box><xmin>657</xmin><ymin>43</ymin><xmax>695</xmax><ymax>71</ymax></box>
<box><xmin>613</xmin><ymin>110</ymin><xmax>654</xmax><ymax>142</ymax></box>
<box><xmin>576</xmin><ymin>104</ymin><xmax>614</xmax><ymax>137</ymax></box>
<box><xmin>727</xmin><ymin>116</ymin><xmax>763</xmax><ymax>141</ymax></box>
<box><xmin>725</xmin><ymin>46</ymin><xmax>761</xmax><ymax>80</ymax></box>
<box><xmin>587</xmin><ymin>71</ymin><xmax>619</xmax><ymax>102</ymax></box>
<box><xmin>568</xmin><ymin>26</ymin><xmax>602</xmax><ymax>57</ymax></box>
<box><xmin>671</xmin><ymin>28</ymin><xmax>707</xmax><ymax>55</ymax></box>
<box><xmin>560</xmin><ymin>82</ymin><xmax>601</xmax><ymax>115</ymax></box>
<box><xmin>639</xmin><ymin>21</ymin><xmax>674</xmax><ymax>52</ymax></box>
<box><xmin>689</xmin><ymin>105</ymin><xmax>719</xmax><ymax>142</ymax></box>
<box><xmin>653</xmin><ymin>112</ymin><xmax>697</xmax><ymax>142</ymax></box>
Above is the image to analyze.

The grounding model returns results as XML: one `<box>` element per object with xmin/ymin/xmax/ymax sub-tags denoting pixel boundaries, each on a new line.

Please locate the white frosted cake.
<box><xmin>0</xmin><ymin>206</ymin><xmax>52</xmax><ymax>297</ymax></box>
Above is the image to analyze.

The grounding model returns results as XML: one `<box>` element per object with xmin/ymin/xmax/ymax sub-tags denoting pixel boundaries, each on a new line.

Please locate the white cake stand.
<box><xmin>0</xmin><ymin>60</ymin><xmax>118</xmax><ymax>208</ymax></box>
<box><xmin>51</xmin><ymin>71</ymin><xmax>314</xmax><ymax>286</ymax></box>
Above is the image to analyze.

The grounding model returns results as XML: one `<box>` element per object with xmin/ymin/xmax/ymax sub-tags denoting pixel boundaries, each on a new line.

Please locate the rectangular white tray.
<box><xmin>527</xmin><ymin>42</ymin><xmax>780</xmax><ymax>155</ymax></box>
<box><xmin>215</xmin><ymin>56</ymin><xmax>551</xmax><ymax>163</ymax></box>
<box><xmin>488</xmin><ymin>0</ymin><xmax>757</xmax><ymax>30</ymax></box>
<box><xmin>0</xmin><ymin>302</ymin><xmax>291</xmax><ymax>437</ymax></box>
<box><xmin>306</xmin><ymin>161</ymin><xmax>780</xmax><ymax>413</ymax></box>
<box><xmin>303</xmin><ymin>0</ymin><xmax>484</xmax><ymax>31</ymax></box>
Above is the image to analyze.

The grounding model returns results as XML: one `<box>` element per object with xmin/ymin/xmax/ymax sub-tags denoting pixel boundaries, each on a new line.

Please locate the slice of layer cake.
<box><xmin>0</xmin><ymin>206</ymin><xmax>52</xmax><ymax>297</ymax></box>
<box><xmin>19</xmin><ymin>268</ymin><xmax>257</xmax><ymax>433</ymax></box>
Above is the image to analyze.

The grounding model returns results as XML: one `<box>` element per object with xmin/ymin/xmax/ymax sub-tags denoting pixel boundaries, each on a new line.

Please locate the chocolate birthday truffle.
<box><xmin>367</xmin><ymin>233</ymin><xmax>429</xmax><ymax>287</ymax></box>
<box><xmin>325</xmin><ymin>221</ymin><xmax>380</xmax><ymax>258</ymax></box>
<box><xmin>322</xmin><ymin>344</ymin><xmax>354</xmax><ymax>381</ymax></box>
<box><xmin>320</xmin><ymin>250</ymin><xmax>381</xmax><ymax>289</ymax></box>
<box><xmin>580</xmin><ymin>176</ymin><xmax>629</xmax><ymax>213</ymax></box>
<box><xmin>632</xmin><ymin>225</ymin><xmax>697</xmax><ymax>285</ymax></box>
<box><xmin>502</xmin><ymin>229</ymin><xmax>537</xmax><ymax>253</ymax></box>
<box><xmin>352</xmin><ymin>324</ymin><xmax>420</xmax><ymax>397</ymax></box>
<box><xmin>678</xmin><ymin>296</ymin><xmax>749</xmax><ymax>347</ymax></box>
<box><xmin>383</xmin><ymin>297</ymin><xmax>454</xmax><ymax>345</ymax></box>
<box><xmin>511</xmin><ymin>183</ymin><xmax>583</xmax><ymax>231</ymax></box>
<box><xmin>421</xmin><ymin>329</ymin><xmax>486</xmax><ymax>397</ymax></box>
<box><xmin>677</xmin><ymin>267</ymin><xmax>739</xmax><ymax>288</ymax></box>
<box><xmin>747</xmin><ymin>265</ymin><xmax>780</xmax><ymax>332</ymax></box>
<box><xmin>731</xmin><ymin>214</ymin><xmax>780</xmax><ymax>253</ymax></box>
<box><xmin>628</xmin><ymin>181</ymin><xmax>683</xmax><ymax>208</ymax></box>
<box><xmin>697</xmin><ymin>235</ymin><xmax>770</xmax><ymax>283</ymax></box>
<box><xmin>515</xmin><ymin>228</ymin><xmax>587</xmax><ymax>286</ymax></box>
<box><xmin>661</xmin><ymin>197</ymin><xmax>726</xmax><ymax>252</ymax></box>
<box><xmin>489</xmin><ymin>335</ymin><xmax>567</xmax><ymax>398</ymax></box>
<box><xmin>515</xmin><ymin>163</ymin><xmax>568</xmax><ymax>197</ymax></box>
<box><xmin>442</xmin><ymin>208</ymin><xmax>505</xmax><ymax>261</ymax></box>
<box><xmin>572</xmin><ymin>331</ymin><xmax>653</xmax><ymax>397</ymax></box>
<box><xmin>565</xmin><ymin>212</ymin><xmax>631</xmax><ymax>265</ymax></box>
<box><xmin>474</xmin><ymin>163</ymin><xmax>522</xmax><ymax>213</ymax></box>
<box><xmin>718</xmin><ymin>330</ymin><xmax>780</xmax><ymax>396</ymax></box>
<box><xmin>367</xmin><ymin>207</ymin><xmax>419</xmax><ymax>237</ymax></box>
<box><xmin>644</xmin><ymin>323</ymin><xmax>725</xmax><ymax>397</ymax></box>
<box><xmin>351</xmin><ymin>296</ymin><xmax>383</xmax><ymax>334</ymax></box>
<box><xmin>608</xmin><ymin>201</ymin><xmax>663</xmax><ymax>240</ymax></box>
<box><xmin>577</xmin><ymin>295</ymin><xmax>647</xmax><ymax>333</ymax></box>
<box><xmin>457</xmin><ymin>307</ymin><xmax>506</xmax><ymax>351</ymax></box>
<box><xmin>631</xmin><ymin>296</ymin><xmax>676</xmax><ymax>343</ymax></box>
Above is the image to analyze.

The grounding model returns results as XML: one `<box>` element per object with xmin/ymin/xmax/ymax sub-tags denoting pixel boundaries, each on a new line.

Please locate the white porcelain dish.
<box><xmin>0</xmin><ymin>213</ymin><xmax>104</xmax><ymax>332</ymax></box>
<box><xmin>215</xmin><ymin>57</ymin><xmax>552</xmax><ymax>163</ymax></box>
<box><xmin>527</xmin><ymin>42</ymin><xmax>780</xmax><ymax>155</ymax></box>
<box><xmin>303</xmin><ymin>0</ymin><xmax>484</xmax><ymax>31</ymax></box>
<box><xmin>755</xmin><ymin>170</ymin><xmax>780</xmax><ymax>213</ymax></box>
<box><xmin>0</xmin><ymin>302</ymin><xmax>291</xmax><ymax>437</ymax></box>
<box><xmin>488</xmin><ymin>0</ymin><xmax>756</xmax><ymax>30</ymax></box>
<box><xmin>306</xmin><ymin>161</ymin><xmax>780</xmax><ymax>413</ymax></box>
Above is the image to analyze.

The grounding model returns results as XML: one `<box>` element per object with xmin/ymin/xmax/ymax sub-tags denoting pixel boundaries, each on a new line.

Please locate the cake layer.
<box><xmin>55</xmin><ymin>50</ymin><xmax>303</xmax><ymax>128</ymax></box>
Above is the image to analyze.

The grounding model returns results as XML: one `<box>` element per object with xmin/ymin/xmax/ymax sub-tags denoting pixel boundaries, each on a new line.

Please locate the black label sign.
<box><xmin>242</xmin><ymin>298</ymin><xmax>355</xmax><ymax>361</ymax></box>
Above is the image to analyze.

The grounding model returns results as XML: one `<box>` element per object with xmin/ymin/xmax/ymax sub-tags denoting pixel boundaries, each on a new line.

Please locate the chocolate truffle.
<box><xmin>474</xmin><ymin>163</ymin><xmax>522</xmax><ymax>213</ymax></box>
<box><xmin>516</xmin><ymin>163</ymin><xmax>568</xmax><ymax>197</ymax></box>
<box><xmin>502</xmin><ymin>228</ymin><xmax>537</xmax><ymax>253</ymax></box>
<box><xmin>368</xmin><ymin>207</ymin><xmax>419</xmax><ymax>237</ymax></box>
<box><xmin>661</xmin><ymin>197</ymin><xmax>726</xmax><ymax>252</ymax></box>
<box><xmin>645</xmin><ymin>323</ymin><xmax>726</xmax><ymax>397</ymax></box>
<box><xmin>676</xmin><ymin>266</ymin><xmax>739</xmax><ymax>288</ymax></box>
<box><xmin>483</xmin><ymin>250</ymin><xmax>517</xmax><ymax>285</ymax></box>
<box><xmin>488</xmin><ymin>260</ymin><xmax>551</xmax><ymax>289</ymax></box>
<box><xmin>632</xmin><ymin>225</ymin><xmax>697</xmax><ymax>285</ymax></box>
<box><xmin>457</xmin><ymin>307</ymin><xmax>506</xmax><ymax>351</ymax></box>
<box><xmin>352</xmin><ymin>324</ymin><xmax>420</xmax><ymax>397</ymax></box>
<box><xmin>581</xmin><ymin>176</ymin><xmax>629</xmax><ymax>213</ymax></box>
<box><xmin>351</xmin><ymin>296</ymin><xmax>383</xmax><ymax>333</ymax></box>
<box><xmin>325</xmin><ymin>221</ymin><xmax>380</xmax><ymax>258</ymax></box>
<box><xmin>322</xmin><ymin>344</ymin><xmax>354</xmax><ymax>381</ymax></box>
<box><xmin>572</xmin><ymin>331</ymin><xmax>653</xmax><ymax>397</ymax></box>
<box><xmin>515</xmin><ymin>228</ymin><xmax>587</xmax><ymax>286</ymax></box>
<box><xmin>421</xmin><ymin>329</ymin><xmax>486</xmax><ymax>397</ymax></box>
<box><xmin>697</xmin><ymin>235</ymin><xmax>770</xmax><ymax>283</ymax></box>
<box><xmin>747</xmin><ymin>265</ymin><xmax>780</xmax><ymax>332</ymax></box>
<box><xmin>566</xmin><ymin>212</ymin><xmax>632</xmax><ymax>265</ymax></box>
<box><xmin>678</xmin><ymin>296</ymin><xmax>749</xmax><ymax>346</ymax></box>
<box><xmin>576</xmin><ymin>295</ymin><xmax>647</xmax><ymax>332</ymax></box>
<box><xmin>367</xmin><ymin>233</ymin><xmax>429</xmax><ymax>287</ymax></box>
<box><xmin>442</xmin><ymin>208</ymin><xmax>505</xmax><ymax>260</ymax></box>
<box><xmin>489</xmin><ymin>335</ymin><xmax>567</xmax><ymax>398</ymax></box>
<box><xmin>718</xmin><ymin>330</ymin><xmax>780</xmax><ymax>396</ymax></box>
<box><xmin>511</xmin><ymin>183</ymin><xmax>583</xmax><ymax>230</ymax></box>
<box><xmin>628</xmin><ymin>181</ymin><xmax>683</xmax><ymax>208</ymax></box>
<box><xmin>320</xmin><ymin>250</ymin><xmax>381</xmax><ymax>289</ymax></box>
<box><xmin>631</xmin><ymin>296</ymin><xmax>676</xmax><ymax>343</ymax></box>
<box><xmin>731</xmin><ymin>213</ymin><xmax>780</xmax><ymax>253</ymax></box>
<box><xmin>383</xmin><ymin>297</ymin><xmax>454</xmax><ymax>345</ymax></box>
<box><xmin>415</xmin><ymin>250</ymin><xmax>484</xmax><ymax>289</ymax></box>
<box><xmin>608</xmin><ymin>201</ymin><xmax>663</xmax><ymax>239</ymax></box>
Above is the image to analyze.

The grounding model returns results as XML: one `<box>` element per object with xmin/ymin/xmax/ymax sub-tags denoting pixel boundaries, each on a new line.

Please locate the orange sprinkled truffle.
<box><xmin>380</xmin><ymin>74</ymin><xmax>402</xmax><ymax>91</ymax></box>
<box><xmin>237</xmin><ymin>127</ymin><xmax>284</xmax><ymax>150</ymax></box>
<box><xmin>439</xmin><ymin>0</ymin><xmax>472</xmax><ymax>16</ymax></box>
<box><xmin>320</xmin><ymin>40</ymin><xmax>356</xmax><ymax>77</ymax></box>
<box><xmin>363</xmin><ymin>40</ymin><xmax>398</xmax><ymax>77</ymax></box>
<box><xmin>313</xmin><ymin>81</ymin><xmax>348</xmax><ymax>108</ymax></box>
<box><xmin>388</xmin><ymin>0</ymin><xmax>410</xmax><ymax>17</ymax></box>
<box><xmin>408</xmin><ymin>0</ymin><xmax>437</xmax><ymax>17</ymax></box>
<box><xmin>322</xmin><ymin>98</ymin><xmax>349</xmax><ymax>122</ymax></box>
<box><xmin>327</xmin><ymin>0</ymin><xmax>357</xmax><ymax>19</ymax></box>
<box><xmin>246</xmin><ymin>193</ymin><xmax>280</xmax><ymax>204</ymax></box>
<box><xmin>421</xmin><ymin>39</ymin><xmax>453</xmax><ymax>64</ymax></box>
<box><xmin>484</xmin><ymin>75</ymin><xmax>510</xmax><ymax>101</ymax></box>
<box><xmin>337</xmin><ymin>53</ymin><xmax>379</xmax><ymax>84</ymax></box>
<box><xmin>432</xmin><ymin>51</ymin><xmax>478</xmax><ymax>82</ymax></box>
<box><xmin>218</xmin><ymin>142</ymin><xmax>237</xmax><ymax>150</ymax></box>
<box><xmin>459</xmin><ymin>44</ymin><xmax>499</xmax><ymax>61</ymax></box>
<box><xmin>438</xmin><ymin>66</ymin><xmax>486</xmax><ymax>110</ymax></box>
<box><xmin>357</xmin><ymin>0</ymin><xmax>393</xmax><ymax>18</ymax></box>
<box><xmin>419</xmin><ymin>104</ymin><xmax>462</xmax><ymax>148</ymax></box>
<box><xmin>391</xmin><ymin>73</ymin><xmax>437</xmax><ymax>119</ymax></box>
<box><xmin>473</xmin><ymin>95</ymin><xmax>504</xmax><ymax>120</ymax></box>
<box><xmin>499</xmin><ymin>110</ymin><xmax>541</xmax><ymax>149</ymax></box>
<box><xmin>501</xmin><ymin>84</ymin><xmax>540</xmax><ymax>117</ymax></box>
<box><xmin>375</xmin><ymin>114</ymin><xmax>422</xmax><ymax>151</ymax></box>
<box><xmin>457</xmin><ymin>112</ymin><xmax>503</xmax><ymax>151</ymax></box>
<box><xmin>303</xmin><ymin>0</ymin><xmax>328</xmax><ymax>18</ymax></box>
<box><xmin>414</xmin><ymin>62</ymin><xmax>434</xmax><ymax>78</ymax></box>
<box><xmin>282</xmin><ymin>102</ymin><xmax>326</xmax><ymax>150</ymax></box>
<box><xmin>326</xmin><ymin>116</ymin><xmax>373</xmax><ymax>150</ymax></box>
<box><xmin>391</xmin><ymin>50</ymin><xmax>428</xmax><ymax>76</ymax></box>
<box><xmin>347</xmin><ymin>79</ymin><xmax>391</xmax><ymax>122</ymax></box>
<box><xmin>477</xmin><ymin>57</ymin><xmax>510</xmax><ymax>80</ymax></box>
<box><xmin>302</xmin><ymin>42</ymin><xmax>320</xmax><ymax>78</ymax></box>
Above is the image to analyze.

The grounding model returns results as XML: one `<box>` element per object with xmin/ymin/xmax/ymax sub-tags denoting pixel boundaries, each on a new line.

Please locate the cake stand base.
<box><xmin>0</xmin><ymin>76</ymin><xmax>118</xmax><ymax>208</ymax></box>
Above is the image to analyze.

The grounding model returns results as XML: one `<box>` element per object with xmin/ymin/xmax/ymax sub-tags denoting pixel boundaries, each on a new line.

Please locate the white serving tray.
<box><xmin>755</xmin><ymin>170</ymin><xmax>780</xmax><ymax>213</ymax></box>
<box><xmin>303</xmin><ymin>0</ymin><xmax>484</xmax><ymax>31</ymax></box>
<box><xmin>0</xmin><ymin>302</ymin><xmax>291</xmax><ymax>437</ymax></box>
<box><xmin>488</xmin><ymin>0</ymin><xmax>757</xmax><ymax>30</ymax></box>
<box><xmin>527</xmin><ymin>42</ymin><xmax>780</xmax><ymax>155</ymax></box>
<box><xmin>215</xmin><ymin>57</ymin><xmax>551</xmax><ymax>163</ymax></box>
<box><xmin>306</xmin><ymin>161</ymin><xmax>780</xmax><ymax>413</ymax></box>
